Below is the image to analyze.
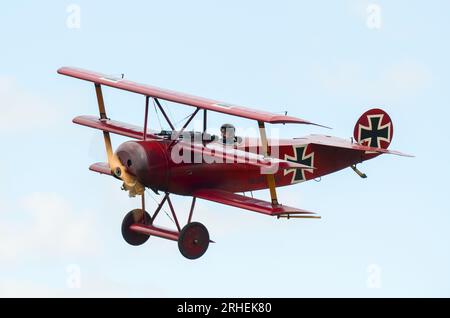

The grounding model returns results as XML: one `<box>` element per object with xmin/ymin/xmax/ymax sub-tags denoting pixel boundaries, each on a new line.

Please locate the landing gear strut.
<box><xmin>120</xmin><ymin>192</ymin><xmax>211</xmax><ymax>259</ymax></box>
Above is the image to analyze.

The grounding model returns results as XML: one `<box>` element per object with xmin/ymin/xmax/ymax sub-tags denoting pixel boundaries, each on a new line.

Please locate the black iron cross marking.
<box><xmin>359</xmin><ymin>115</ymin><xmax>391</xmax><ymax>148</ymax></box>
<box><xmin>284</xmin><ymin>145</ymin><xmax>314</xmax><ymax>183</ymax></box>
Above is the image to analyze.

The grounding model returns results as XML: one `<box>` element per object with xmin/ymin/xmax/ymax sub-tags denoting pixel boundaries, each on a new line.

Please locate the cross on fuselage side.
<box><xmin>285</xmin><ymin>146</ymin><xmax>312</xmax><ymax>182</ymax></box>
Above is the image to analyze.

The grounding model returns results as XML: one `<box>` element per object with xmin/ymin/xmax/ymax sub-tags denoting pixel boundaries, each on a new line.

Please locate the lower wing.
<box><xmin>194</xmin><ymin>189</ymin><xmax>320</xmax><ymax>219</ymax></box>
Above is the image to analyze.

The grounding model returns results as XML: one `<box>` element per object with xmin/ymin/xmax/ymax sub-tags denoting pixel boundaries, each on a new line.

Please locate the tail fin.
<box><xmin>353</xmin><ymin>108</ymin><xmax>393</xmax><ymax>160</ymax></box>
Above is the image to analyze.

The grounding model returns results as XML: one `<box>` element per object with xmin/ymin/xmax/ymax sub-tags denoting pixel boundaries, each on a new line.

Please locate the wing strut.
<box><xmin>258</xmin><ymin>121</ymin><xmax>279</xmax><ymax>206</ymax></box>
<box><xmin>143</xmin><ymin>96</ymin><xmax>150</xmax><ymax>141</ymax></box>
<box><xmin>154</xmin><ymin>98</ymin><xmax>175</xmax><ymax>130</ymax></box>
<box><xmin>94</xmin><ymin>84</ymin><xmax>113</xmax><ymax>165</ymax></box>
<box><xmin>203</xmin><ymin>109</ymin><xmax>207</xmax><ymax>134</ymax></box>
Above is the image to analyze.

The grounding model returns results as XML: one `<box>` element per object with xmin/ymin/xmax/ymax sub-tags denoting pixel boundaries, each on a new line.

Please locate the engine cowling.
<box><xmin>115</xmin><ymin>140</ymin><xmax>169</xmax><ymax>191</ymax></box>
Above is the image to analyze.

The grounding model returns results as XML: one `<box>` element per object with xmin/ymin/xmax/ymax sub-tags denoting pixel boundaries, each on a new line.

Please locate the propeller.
<box><xmin>94</xmin><ymin>83</ymin><xmax>145</xmax><ymax>198</ymax></box>
<box><xmin>103</xmin><ymin>133</ymin><xmax>145</xmax><ymax>197</ymax></box>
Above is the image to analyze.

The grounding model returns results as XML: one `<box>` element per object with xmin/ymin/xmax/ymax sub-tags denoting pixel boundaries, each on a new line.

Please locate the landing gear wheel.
<box><xmin>121</xmin><ymin>209</ymin><xmax>151</xmax><ymax>246</ymax></box>
<box><xmin>178</xmin><ymin>222</ymin><xmax>209</xmax><ymax>259</ymax></box>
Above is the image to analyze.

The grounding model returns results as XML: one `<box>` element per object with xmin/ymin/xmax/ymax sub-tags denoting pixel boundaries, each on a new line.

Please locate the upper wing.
<box><xmin>194</xmin><ymin>189</ymin><xmax>319</xmax><ymax>218</ymax></box>
<box><xmin>298</xmin><ymin>134</ymin><xmax>414</xmax><ymax>157</ymax></box>
<box><xmin>58</xmin><ymin>67</ymin><xmax>327</xmax><ymax>126</ymax></box>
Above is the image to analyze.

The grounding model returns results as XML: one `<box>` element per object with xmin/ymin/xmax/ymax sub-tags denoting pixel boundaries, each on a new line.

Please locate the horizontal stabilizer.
<box><xmin>297</xmin><ymin>134</ymin><xmax>414</xmax><ymax>157</ymax></box>
<box><xmin>194</xmin><ymin>189</ymin><xmax>318</xmax><ymax>217</ymax></box>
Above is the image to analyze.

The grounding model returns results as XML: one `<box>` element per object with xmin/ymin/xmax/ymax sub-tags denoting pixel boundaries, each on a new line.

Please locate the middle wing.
<box><xmin>73</xmin><ymin>115</ymin><xmax>162</xmax><ymax>140</ymax></box>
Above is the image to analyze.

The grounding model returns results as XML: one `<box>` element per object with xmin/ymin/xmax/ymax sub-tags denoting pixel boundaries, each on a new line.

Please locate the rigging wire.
<box><xmin>145</xmin><ymin>189</ymin><xmax>176</xmax><ymax>226</ymax></box>
<box><xmin>152</xmin><ymin>99</ymin><xmax>163</xmax><ymax>131</ymax></box>
<box><xmin>163</xmin><ymin>100</ymin><xmax>177</xmax><ymax>128</ymax></box>
<box><xmin>153</xmin><ymin>98</ymin><xmax>196</xmax><ymax>131</ymax></box>
<box><xmin>174</xmin><ymin>110</ymin><xmax>197</xmax><ymax>128</ymax></box>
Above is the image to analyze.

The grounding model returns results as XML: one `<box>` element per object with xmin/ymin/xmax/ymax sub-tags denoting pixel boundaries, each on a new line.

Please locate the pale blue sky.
<box><xmin>0</xmin><ymin>1</ymin><xmax>449</xmax><ymax>297</ymax></box>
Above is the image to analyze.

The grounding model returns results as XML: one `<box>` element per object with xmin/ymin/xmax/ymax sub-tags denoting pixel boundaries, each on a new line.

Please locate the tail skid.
<box><xmin>351</xmin><ymin>164</ymin><xmax>367</xmax><ymax>178</ymax></box>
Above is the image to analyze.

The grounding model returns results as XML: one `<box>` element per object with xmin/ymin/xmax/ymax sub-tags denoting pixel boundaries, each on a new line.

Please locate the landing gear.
<box><xmin>178</xmin><ymin>222</ymin><xmax>210</xmax><ymax>260</ymax></box>
<box><xmin>121</xmin><ymin>193</ymin><xmax>211</xmax><ymax>259</ymax></box>
<box><xmin>121</xmin><ymin>209</ymin><xmax>151</xmax><ymax>246</ymax></box>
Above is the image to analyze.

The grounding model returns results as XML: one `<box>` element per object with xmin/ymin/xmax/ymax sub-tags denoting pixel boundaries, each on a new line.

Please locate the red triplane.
<box><xmin>58</xmin><ymin>67</ymin><xmax>412</xmax><ymax>259</ymax></box>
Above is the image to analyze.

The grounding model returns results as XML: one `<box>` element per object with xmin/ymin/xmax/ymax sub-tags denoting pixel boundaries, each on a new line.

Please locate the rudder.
<box><xmin>353</xmin><ymin>108</ymin><xmax>394</xmax><ymax>159</ymax></box>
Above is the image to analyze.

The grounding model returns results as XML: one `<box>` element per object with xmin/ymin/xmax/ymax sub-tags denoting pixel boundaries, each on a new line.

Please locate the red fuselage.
<box><xmin>115</xmin><ymin>135</ymin><xmax>369</xmax><ymax>196</ymax></box>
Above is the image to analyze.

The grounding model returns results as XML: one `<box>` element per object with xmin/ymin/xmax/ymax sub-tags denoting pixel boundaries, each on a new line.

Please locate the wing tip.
<box><xmin>57</xmin><ymin>66</ymin><xmax>72</xmax><ymax>75</ymax></box>
<box><xmin>269</xmin><ymin>116</ymin><xmax>332</xmax><ymax>129</ymax></box>
<box><xmin>89</xmin><ymin>162</ymin><xmax>112</xmax><ymax>175</ymax></box>
<box><xmin>313</xmin><ymin>123</ymin><xmax>333</xmax><ymax>129</ymax></box>
<box><xmin>381</xmin><ymin>149</ymin><xmax>415</xmax><ymax>158</ymax></box>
